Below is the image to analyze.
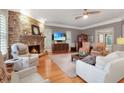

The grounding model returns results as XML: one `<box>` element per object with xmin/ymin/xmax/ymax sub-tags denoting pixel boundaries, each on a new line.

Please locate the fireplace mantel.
<box><xmin>20</xmin><ymin>35</ymin><xmax>44</xmax><ymax>52</ymax></box>
<box><xmin>20</xmin><ymin>34</ymin><xmax>45</xmax><ymax>38</ymax></box>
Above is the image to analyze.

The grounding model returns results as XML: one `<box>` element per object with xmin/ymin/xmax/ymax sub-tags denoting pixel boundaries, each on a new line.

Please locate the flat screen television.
<box><xmin>53</xmin><ymin>32</ymin><xmax>66</xmax><ymax>41</ymax></box>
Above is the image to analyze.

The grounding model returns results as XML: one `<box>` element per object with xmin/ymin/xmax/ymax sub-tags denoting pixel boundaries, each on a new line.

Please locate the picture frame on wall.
<box><xmin>32</xmin><ymin>25</ymin><xmax>40</xmax><ymax>35</ymax></box>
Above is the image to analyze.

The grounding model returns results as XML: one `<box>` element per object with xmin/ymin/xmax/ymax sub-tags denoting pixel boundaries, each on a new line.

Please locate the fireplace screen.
<box><xmin>28</xmin><ymin>45</ymin><xmax>40</xmax><ymax>54</ymax></box>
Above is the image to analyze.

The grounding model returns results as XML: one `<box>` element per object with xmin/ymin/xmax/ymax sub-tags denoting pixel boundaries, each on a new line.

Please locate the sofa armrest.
<box><xmin>104</xmin><ymin>58</ymin><xmax>124</xmax><ymax>82</ymax></box>
<box><xmin>76</xmin><ymin>60</ymin><xmax>107</xmax><ymax>83</ymax></box>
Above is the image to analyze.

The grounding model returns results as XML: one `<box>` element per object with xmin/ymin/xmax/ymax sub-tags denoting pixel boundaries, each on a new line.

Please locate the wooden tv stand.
<box><xmin>52</xmin><ymin>43</ymin><xmax>69</xmax><ymax>53</ymax></box>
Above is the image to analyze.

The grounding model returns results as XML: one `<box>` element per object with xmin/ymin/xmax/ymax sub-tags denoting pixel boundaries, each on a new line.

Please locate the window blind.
<box><xmin>0</xmin><ymin>14</ymin><xmax>7</xmax><ymax>55</ymax></box>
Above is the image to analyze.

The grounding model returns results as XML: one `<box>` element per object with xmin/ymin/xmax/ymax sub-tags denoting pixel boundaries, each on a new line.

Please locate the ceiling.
<box><xmin>12</xmin><ymin>9</ymin><xmax>124</xmax><ymax>29</ymax></box>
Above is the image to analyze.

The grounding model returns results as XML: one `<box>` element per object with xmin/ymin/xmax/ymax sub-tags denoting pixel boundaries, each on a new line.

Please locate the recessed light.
<box><xmin>83</xmin><ymin>14</ymin><xmax>88</xmax><ymax>19</ymax></box>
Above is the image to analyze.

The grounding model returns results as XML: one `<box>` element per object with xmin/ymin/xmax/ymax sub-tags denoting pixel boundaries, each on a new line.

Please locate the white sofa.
<box><xmin>11</xmin><ymin>66</ymin><xmax>49</xmax><ymax>83</ymax></box>
<box><xmin>76</xmin><ymin>51</ymin><xmax>124</xmax><ymax>83</ymax></box>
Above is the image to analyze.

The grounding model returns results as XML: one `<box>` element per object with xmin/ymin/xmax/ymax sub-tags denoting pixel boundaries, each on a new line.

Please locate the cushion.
<box><xmin>95</xmin><ymin>56</ymin><xmax>109</xmax><ymax>69</ymax></box>
<box><xmin>81</xmin><ymin>55</ymin><xmax>96</xmax><ymax>65</ymax></box>
<box><xmin>16</xmin><ymin>43</ymin><xmax>27</xmax><ymax>51</ymax></box>
<box><xmin>117</xmin><ymin>51</ymin><xmax>124</xmax><ymax>57</ymax></box>
<box><xmin>18</xmin><ymin>49</ymin><xmax>28</xmax><ymax>55</ymax></box>
<box><xmin>105</xmin><ymin>51</ymin><xmax>120</xmax><ymax>62</ymax></box>
<box><xmin>79</xmin><ymin>51</ymin><xmax>86</xmax><ymax>56</ymax></box>
<box><xmin>95</xmin><ymin>51</ymin><xmax>121</xmax><ymax>70</ymax></box>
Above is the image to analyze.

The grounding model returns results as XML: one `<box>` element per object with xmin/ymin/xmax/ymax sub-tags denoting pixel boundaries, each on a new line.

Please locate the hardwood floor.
<box><xmin>38</xmin><ymin>55</ymin><xmax>85</xmax><ymax>83</ymax></box>
<box><xmin>37</xmin><ymin>55</ymin><xmax>124</xmax><ymax>83</ymax></box>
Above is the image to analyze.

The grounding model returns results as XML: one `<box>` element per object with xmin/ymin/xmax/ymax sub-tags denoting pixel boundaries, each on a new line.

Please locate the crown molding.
<box><xmin>10</xmin><ymin>10</ymin><xmax>123</xmax><ymax>30</ymax></box>
<box><xmin>45</xmin><ymin>23</ymin><xmax>81</xmax><ymax>30</ymax></box>
<box><xmin>45</xmin><ymin>17</ymin><xmax>123</xmax><ymax>30</ymax></box>
<box><xmin>80</xmin><ymin>18</ymin><xmax>122</xmax><ymax>30</ymax></box>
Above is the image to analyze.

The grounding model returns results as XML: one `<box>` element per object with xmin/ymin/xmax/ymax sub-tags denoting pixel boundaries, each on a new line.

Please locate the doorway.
<box><xmin>95</xmin><ymin>27</ymin><xmax>114</xmax><ymax>52</ymax></box>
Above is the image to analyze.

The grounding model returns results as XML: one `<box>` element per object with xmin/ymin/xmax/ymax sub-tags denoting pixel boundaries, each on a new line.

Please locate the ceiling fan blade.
<box><xmin>72</xmin><ymin>13</ymin><xmax>83</xmax><ymax>16</ymax></box>
<box><xmin>87</xmin><ymin>11</ymin><xmax>100</xmax><ymax>14</ymax></box>
<box><xmin>75</xmin><ymin>15</ymin><xmax>83</xmax><ymax>20</ymax></box>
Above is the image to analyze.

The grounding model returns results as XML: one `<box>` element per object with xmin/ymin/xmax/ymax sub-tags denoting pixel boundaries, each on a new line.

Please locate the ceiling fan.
<box><xmin>75</xmin><ymin>9</ymin><xmax>101</xmax><ymax>20</ymax></box>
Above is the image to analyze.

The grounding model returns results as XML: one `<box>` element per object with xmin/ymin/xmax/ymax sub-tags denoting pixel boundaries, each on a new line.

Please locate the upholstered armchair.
<box><xmin>11</xmin><ymin>43</ymin><xmax>39</xmax><ymax>69</ymax></box>
<box><xmin>91</xmin><ymin>42</ymin><xmax>108</xmax><ymax>56</ymax></box>
<box><xmin>79</xmin><ymin>42</ymin><xmax>90</xmax><ymax>55</ymax></box>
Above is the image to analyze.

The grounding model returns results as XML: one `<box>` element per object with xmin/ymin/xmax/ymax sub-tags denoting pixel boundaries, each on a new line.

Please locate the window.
<box><xmin>98</xmin><ymin>34</ymin><xmax>104</xmax><ymax>43</ymax></box>
<box><xmin>0</xmin><ymin>14</ymin><xmax>7</xmax><ymax>55</ymax></box>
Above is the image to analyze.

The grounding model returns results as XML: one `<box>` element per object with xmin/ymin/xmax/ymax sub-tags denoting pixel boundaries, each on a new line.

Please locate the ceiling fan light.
<box><xmin>83</xmin><ymin>14</ymin><xmax>88</xmax><ymax>19</ymax></box>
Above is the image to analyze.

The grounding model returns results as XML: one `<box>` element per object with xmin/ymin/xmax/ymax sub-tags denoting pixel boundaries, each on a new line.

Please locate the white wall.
<box><xmin>66</xmin><ymin>31</ymin><xmax>72</xmax><ymax>51</ymax></box>
<box><xmin>44</xmin><ymin>26</ymin><xmax>82</xmax><ymax>52</ymax></box>
<box><xmin>44</xmin><ymin>28</ymin><xmax>52</xmax><ymax>52</ymax></box>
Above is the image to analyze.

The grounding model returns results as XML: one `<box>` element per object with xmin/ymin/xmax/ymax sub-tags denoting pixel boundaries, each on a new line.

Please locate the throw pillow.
<box><xmin>95</xmin><ymin>56</ymin><xmax>109</xmax><ymax>70</ymax></box>
<box><xmin>105</xmin><ymin>51</ymin><xmax>120</xmax><ymax>62</ymax></box>
<box><xmin>79</xmin><ymin>51</ymin><xmax>86</xmax><ymax>56</ymax></box>
<box><xmin>19</xmin><ymin>49</ymin><xmax>28</xmax><ymax>55</ymax></box>
<box><xmin>81</xmin><ymin>55</ymin><xmax>96</xmax><ymax>65</ymax></box>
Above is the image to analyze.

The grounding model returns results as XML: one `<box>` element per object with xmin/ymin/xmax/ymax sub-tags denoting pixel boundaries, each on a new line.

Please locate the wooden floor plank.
<box><xmin>38</xmin><ymin>55</ymin><xmax>84</xmax><ymax>83</ymax></box>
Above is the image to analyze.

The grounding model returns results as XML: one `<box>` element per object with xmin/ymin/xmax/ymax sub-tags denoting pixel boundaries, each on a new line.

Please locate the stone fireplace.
<box><xmin>8</xmin><ymin>11</ymin><xmax>44</xmax><ymax>58</ymax></box>
<box><xmin>19</xmin><ymin>35</ymin><xmax>44</xmax><ymax>53</ymax></box>
<box><xmin>28</xmin><ymin>45</ymin><xmax>40</xmax><ymax>54</ymax></box>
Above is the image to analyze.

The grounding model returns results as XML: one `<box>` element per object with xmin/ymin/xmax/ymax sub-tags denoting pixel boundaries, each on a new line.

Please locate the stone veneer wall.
<box><xmin>8</xmin><ymin>11</ymin><xmax>44</xmax><ymax>58</ymax></box>
<box><xmin>19</xmin><ymin>35</ymin><xmax>44</xmax><ymax>53</ymax></box>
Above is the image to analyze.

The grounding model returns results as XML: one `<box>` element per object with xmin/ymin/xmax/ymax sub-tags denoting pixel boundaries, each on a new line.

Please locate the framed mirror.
<box><xmin>32</xmin><ymin>25</ymin><xmax>40</xmax><ymax>35</ymax></box>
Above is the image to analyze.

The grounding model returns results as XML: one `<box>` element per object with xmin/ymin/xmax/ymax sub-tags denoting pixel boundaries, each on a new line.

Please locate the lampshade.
<box><xmin>117</xmin><ymin>37</ymin><xmax>124</xmax><ymax>45</ymax></box>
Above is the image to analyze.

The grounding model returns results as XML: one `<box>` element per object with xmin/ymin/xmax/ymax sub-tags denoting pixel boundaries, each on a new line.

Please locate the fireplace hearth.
<box><xmin>28</xmin><ymin>45</ymin><xmax>40</xmax><ymax>54</ymax></box>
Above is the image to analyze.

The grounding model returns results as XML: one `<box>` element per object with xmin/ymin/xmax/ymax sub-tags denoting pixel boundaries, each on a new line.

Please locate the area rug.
<box><xmin>48</xmin><ymin>53</ymin><xmax>76</xmax><ymax>78</ymax></box>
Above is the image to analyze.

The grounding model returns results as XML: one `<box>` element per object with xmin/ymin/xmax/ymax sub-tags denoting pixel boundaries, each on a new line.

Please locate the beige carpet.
<box><xmin>49</xmin><ymin>53</ymin><xmax>77</xmax><ymax>78</ymax></box>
